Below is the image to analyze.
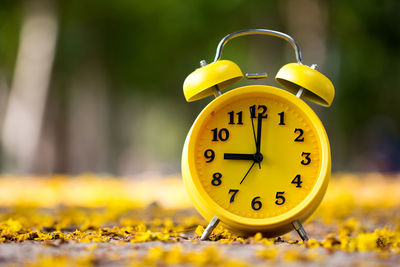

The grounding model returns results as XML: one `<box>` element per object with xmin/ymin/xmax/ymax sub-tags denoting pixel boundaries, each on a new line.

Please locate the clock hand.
<box><xmin>240</xmin><ymin>161</ymin><xmax>256</xmax><ymax>184</ymax></box>
<box><xmin>250</xmin><ymin>107</ymin><xmax>262</xmax><ymax>169</ymax></box>
<box><xmin>255</xmin><ymin>115</ymin><xmax>263</xmax><ymax>169</ymax></box>
<box><xmin>250</xmin><ymin>108</ymin><xmax>257</xmax><ymax>150</ymax></box>
<box><xmin>256</xmin><ymin>115</ymin><xmax>262</xmax><ymax>153</ymax></box>
<box><xmin>224</xmin><ymin>153</ymin><xmax>254</xmax><ymax>160</ymax></box>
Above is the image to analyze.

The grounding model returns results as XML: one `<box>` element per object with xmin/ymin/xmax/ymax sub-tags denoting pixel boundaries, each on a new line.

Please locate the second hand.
<box><xmin>240</xmin><ymin>161</ymin><xmax>256</xmax><ymax>184</ymax></box>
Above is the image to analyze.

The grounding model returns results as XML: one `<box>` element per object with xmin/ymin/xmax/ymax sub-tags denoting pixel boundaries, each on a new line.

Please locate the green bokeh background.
<box><xmin>0</xmin><ymin>0</ymin><xmax>399</xmax><ymax>174</ymax></box>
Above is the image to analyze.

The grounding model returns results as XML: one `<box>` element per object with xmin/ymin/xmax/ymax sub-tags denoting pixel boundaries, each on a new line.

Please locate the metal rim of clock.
<box><xmin>213</xmin><ymin>29</ymin><xmax>303</xmax><ymax>64</ymax></box>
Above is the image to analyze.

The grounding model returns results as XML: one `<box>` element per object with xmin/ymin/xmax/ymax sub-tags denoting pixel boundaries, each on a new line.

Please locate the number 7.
<box><xmin>228</xmin><ymin>189</ymin><xmax>239</xmax><ymax>203</ymax></box>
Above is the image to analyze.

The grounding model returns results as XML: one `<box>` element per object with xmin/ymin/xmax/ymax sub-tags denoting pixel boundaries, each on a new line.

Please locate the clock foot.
<box><xmin>292</xmin><ymin>219</ymin><xmax>309</xmax><ymax>241</ymax></box>
<box><xmin>200</xmin><ymin>216</ymin><xmax>220</xmax><ymax>241</ymax></box>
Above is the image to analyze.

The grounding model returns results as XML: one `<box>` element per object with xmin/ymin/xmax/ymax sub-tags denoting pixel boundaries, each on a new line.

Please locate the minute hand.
<box><xmin>256</xmin><ymin>116</ymin><xmax>263</xmax><ymax>153</ymax></box>
<box><xmin>224</xmin><ymin>153</ymin><xmax>254</xmax><ymax>160</ymax></box>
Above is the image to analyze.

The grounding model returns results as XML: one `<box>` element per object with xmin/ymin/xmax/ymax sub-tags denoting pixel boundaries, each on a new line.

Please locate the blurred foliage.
<box><xmin>331</xmin><ymin>0</ymin><xmax>400</xmax><ymax>129</ymax></box>
<box><xmin>0</xmin><ymin>0</ymin><xmax>399</xmax><ymax>173</ymax></box>
<box><xmin>326</xmin><ymin>0</ymin><xmax>400</xmax><ymax>171</ymax></box>
<box><xmin>55</xmin><ymin>0</ymin><xmax>282</xmax><ymax>96</ymax></box>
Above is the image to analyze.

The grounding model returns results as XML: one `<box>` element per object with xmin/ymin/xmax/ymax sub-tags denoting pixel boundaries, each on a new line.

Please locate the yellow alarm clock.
<box><xmin>182</xmin><ymin>29</ymin><xmax>335</xmax><ymax>241</ymax></box>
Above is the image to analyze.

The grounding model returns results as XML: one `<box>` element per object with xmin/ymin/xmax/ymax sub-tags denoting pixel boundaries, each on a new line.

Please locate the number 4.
<box><xmin>291</xmin><ymin>174</ymin><xmax>302</xmax><ymax>188</ymax></box>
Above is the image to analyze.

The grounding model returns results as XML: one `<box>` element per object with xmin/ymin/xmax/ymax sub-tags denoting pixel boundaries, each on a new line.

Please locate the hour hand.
<box><xmin>224</xmin><ymin>153</ymin><xmax>254</xmax><ymax>160</ymax></box>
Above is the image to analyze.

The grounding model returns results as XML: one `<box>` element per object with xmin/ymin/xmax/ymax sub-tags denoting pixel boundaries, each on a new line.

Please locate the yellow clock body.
<box><xmin>182</xmin><ymin>85</ymin><xmax>331</xmax><ymax>236</ymax></box>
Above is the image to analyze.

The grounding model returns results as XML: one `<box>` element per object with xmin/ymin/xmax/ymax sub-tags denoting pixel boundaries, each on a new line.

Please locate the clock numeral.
<box><xmin>251</xmin><ymin>196</ymin><xmax>262</xmax><ymax>210</ymax></box>
<box><xmin>228</xmin><ymin>189</ymin><xmax>239</xmax><ymax>203</ymax></box>
<box><xmin>204</xmin><ymin>149</ymin><xmax>215</xmax><ymax>163</ymax></box>
<box><xmin>211</xmin><ymin>172</ymin><xmax>222</xmax><ymax>186</ymax></box>
<box><xmin>250</xmin><ymin>105</ymin><xmax>268</xmax><ymax>118</ymax></box>
<box><xmin>228</xmin><ymin>111</ymin><xmax>243</xmax><ymax>125</ymax></box>
<box><xmin>291</xmin><ymin>174</ymin><xmax>303</xmax><ymax>188</ymax></box>
<box><xmin>211</xmin><ymin>128</ymin><xmax>229</xmax><ymax>141</ymax></box>
<box><xmin>294</xmin><ymin>128</ymin><xmax>304</xmax><ymax>142</ymax></box>
<box><xmin>275</xmin><ymin>192</ymin><xmax>286</xmax><ymax>205</ymax></box>
<box><xmin>278</xmin><ymin>111</ymin><xmax>285</xmax><ymax>125</ymax></box>
<box><xmin>301</xmin><ymin>152</ymin><xmax>311</xmax><ymax>165</ymax></box>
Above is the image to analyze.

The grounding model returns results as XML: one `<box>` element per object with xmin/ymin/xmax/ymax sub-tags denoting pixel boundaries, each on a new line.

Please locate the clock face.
<box><xmin>192</xmin><ymin>87</ymin><xmax>323</xmax><ymax>219</ymax></box>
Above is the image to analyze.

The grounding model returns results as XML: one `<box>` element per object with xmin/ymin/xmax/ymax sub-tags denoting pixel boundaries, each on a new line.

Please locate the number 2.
<box><xmin>294</xmin><ymin>128</ymin><xmax>304</xmax><ymax>142</ymax></box>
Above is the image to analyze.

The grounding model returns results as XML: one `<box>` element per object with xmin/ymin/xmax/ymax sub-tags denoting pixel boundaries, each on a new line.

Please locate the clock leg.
<box><xmin>200</xmin><ymin>216</ymin><xmax>220</xmax><ymax>241</ymax></box>
<box><xmin>292</xmin><ymin>219</ymin><xmax>309</xmax><ymax>241</ymax></box>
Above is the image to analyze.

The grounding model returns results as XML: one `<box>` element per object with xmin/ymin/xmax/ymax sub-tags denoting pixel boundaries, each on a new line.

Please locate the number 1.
<box><xmin>278</xmin><ymin>111</ymin><xmax>285</xmax><ymax>125</ymax></box>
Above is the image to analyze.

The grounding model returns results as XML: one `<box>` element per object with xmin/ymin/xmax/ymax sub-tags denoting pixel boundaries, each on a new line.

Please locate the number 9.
<box><xmin>204</xmin><ymin>149</ymin><xmax>215</xmax><ymax>163</ymax></box>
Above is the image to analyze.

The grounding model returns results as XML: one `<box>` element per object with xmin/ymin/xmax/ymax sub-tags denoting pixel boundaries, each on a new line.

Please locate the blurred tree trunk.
<box><xmin>1</xmin><ymin>0</ymin><xmax>58</xmax><ymax>173</ymax></box>
<box><xmin>284</xmin><ymin>0</ymin><xmax>327</xmax><ymax>66</ymax></box>
<box><xmin>65</xmin><ymin>60</ymin><xmax>110</xmax><ymax>174</ymax></box>
<box><xmin>0</xmin><ymin>74</ymin><xmax>8</xmax><ymax>134</ymax></box>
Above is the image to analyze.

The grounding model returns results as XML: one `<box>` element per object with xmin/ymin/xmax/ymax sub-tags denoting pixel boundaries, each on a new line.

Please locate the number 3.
<box><xmin>301</xmin><ymin>152</ymin><xmax>311</xmax><ymax>165</ymax></box>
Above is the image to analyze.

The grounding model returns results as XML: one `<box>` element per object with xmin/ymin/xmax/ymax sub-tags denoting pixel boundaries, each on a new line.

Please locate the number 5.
<box><xmin>275</xmin><ymin>191</ymin><xmax>285</xmax><ymax>205</ymax></box>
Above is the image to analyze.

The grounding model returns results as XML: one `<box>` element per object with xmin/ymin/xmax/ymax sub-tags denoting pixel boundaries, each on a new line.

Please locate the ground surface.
<box><xmin>0</xmin><ymin>173</ymin><xmax>399</xmax><ymax>266</ymax></box>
